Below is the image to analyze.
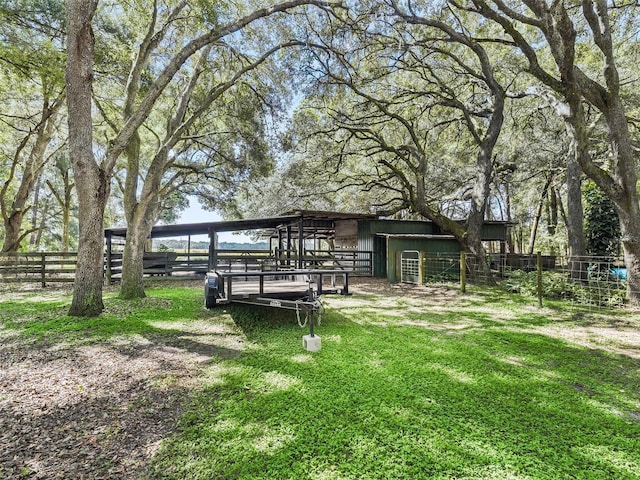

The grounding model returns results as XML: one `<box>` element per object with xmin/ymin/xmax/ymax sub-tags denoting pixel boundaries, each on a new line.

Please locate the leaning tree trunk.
<box><xmin>1</xmin><ymin>103</ymin><xmax>60</xmax><ymax>253</ymax></box>
<box><xmin>546</xmin><ymin>0</ymin><xmax>640</xmax><ymax>303</ymax></box>
<box><xmin>567</xmin><ymin>88</ymin><xmax>640</xmax><ymax>303</ymax></box>
<box><xmin>603</xmin><ymin>98</ymin><xmax>640</xmax><ymax>304</ymax></box>
<box><xmin>464</xmin><ymin>111</ymin><xmax>504</xmax><ymax>285</ymax></box>
<box><xmin>66</xmin><ymin>0</ymin><xmax>105</xmax><ymax>316</ymax></box>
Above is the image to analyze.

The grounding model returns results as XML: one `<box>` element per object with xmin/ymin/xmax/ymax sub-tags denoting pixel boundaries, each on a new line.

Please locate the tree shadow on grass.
<box><xmin>0</xmin><ymin>290</ymin><xmax>248</xmax><ymax>359</ymax></box>
<box><xmin>0</xmin><ymin>293</ymin><xmax>250</xmax><ymax>479</ymax></box>
<box><xmin>148</xmin><ymin>305</ymin><xmax>640</xmax><ymax>480</ymax></box>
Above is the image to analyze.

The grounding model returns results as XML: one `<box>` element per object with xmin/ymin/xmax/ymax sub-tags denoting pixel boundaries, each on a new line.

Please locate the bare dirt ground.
<box><xmin>1</xmin><ymin>279</ymin><xmax>640</xmax><ymax>479</ymax></box>
<box><xmin>0</xmin><ymin>284</ymin><xmax>243</xmax><ymax>480</ymax></box>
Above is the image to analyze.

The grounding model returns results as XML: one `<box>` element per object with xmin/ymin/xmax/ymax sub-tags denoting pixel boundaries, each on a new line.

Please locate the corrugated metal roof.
<box><xmin>105</xmin><ymin>215</ymin><xmax>301</xmax><ymax>239</ymax></box>
<box><xmin>105</xmin><ymin>210</ymin><xmax>379</xmax><ymax>239</ymax></box>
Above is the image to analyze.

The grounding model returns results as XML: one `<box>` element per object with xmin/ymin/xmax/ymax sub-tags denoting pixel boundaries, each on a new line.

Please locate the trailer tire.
<box><xmin>205</xmin><ymin>295</ymin><xmax>215</xmax><ymax>309</ymax></box>
<box><xmin>205</xmin><ymin>286</ymin><xmax>216</xmax><ymax>309</ymax></box>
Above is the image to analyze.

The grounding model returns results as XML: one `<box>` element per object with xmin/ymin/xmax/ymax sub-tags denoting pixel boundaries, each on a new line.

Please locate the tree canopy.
<box><xmin>2</xmin><ymin>0</ymin><xmax>640</xmax><ymax>309</ymax></box>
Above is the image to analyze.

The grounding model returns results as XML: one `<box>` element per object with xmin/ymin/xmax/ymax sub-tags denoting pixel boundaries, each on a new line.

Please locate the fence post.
<box><xmin>40</xmin><ymin>253</ymin><xmax>46</xmax><ymax>288</ymax></box>
<box><xmin>419</xmin><ymin>252</ymin><xmax>425</xmax><ymax>285</ymax></box>
<box><xmin>460</xmin><ymin>252</ymin><xmax>467</xmax><ymax>293</ymax></box>
<box><xmin>105</xmin><ymin>250</ymin><xmax>112</xmax><ymax>285</ymax></box>
<box><xmin>537</xmin><ymin>251</ymin><xmax>543</xmax><ymax>307</ymax></box>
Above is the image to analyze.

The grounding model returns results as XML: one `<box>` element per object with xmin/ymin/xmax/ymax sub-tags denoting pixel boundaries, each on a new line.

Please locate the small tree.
<box><xmin>584</xmin><ymin>181</ymin><xmax>620</xmax><ymax>258</ymax></box>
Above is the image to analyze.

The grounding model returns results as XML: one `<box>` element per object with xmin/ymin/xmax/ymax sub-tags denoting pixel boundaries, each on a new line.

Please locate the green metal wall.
<box><xmin>359</xmin><ymin>220</ymin><xmax>438</xmax><ymax>278</ymax></box>
<box><xmin>365</xmin><ymin>220</ymin><xmax>437</xmax><ymax>235</ymax></box>
<box><xmin>386</xmin><ymin>237</ymin><xmax>460</xmax><ymax>283</ymax></box>
<box><xmin>357</xmin><ymin>219</ymin><xmax>506</xmax><ymax>279</ymax></box>
<box><xmin>481</xmin><ymin>223</ymin><xmax>508</xmax><ymax>241</ymax></box>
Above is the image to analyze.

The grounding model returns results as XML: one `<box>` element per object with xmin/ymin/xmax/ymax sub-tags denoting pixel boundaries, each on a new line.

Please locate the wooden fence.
<box><xmin>107</xmin><ymin>251</ymin><xmax>209</xmax><ymax>282</ymax></box>
<box><xmin>0</xmin><ymin>249</ymin><xmax>374</xmax><ymax>287</ymax></box>
<box><xmin>0</xmin><ymin>252</ymin><xmax>78</xmax><ymax>287</ymax></box>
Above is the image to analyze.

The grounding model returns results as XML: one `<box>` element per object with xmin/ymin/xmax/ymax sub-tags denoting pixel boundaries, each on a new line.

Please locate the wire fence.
<box><xmin>1</xmin><ymin>249</ymin><xmax>632</xmax><ymax>308</ymax></box>
<box><xmin>407</xmin><ymin>252</ymin><xmax>631</xmax><ymax>308</ymax></box>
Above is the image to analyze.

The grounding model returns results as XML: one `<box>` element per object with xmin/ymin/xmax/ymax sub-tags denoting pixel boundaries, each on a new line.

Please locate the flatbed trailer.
<box><xmin>204</xmin><ymin>269</ymin><xmax>350</xmax><ymax>351</ymax></box>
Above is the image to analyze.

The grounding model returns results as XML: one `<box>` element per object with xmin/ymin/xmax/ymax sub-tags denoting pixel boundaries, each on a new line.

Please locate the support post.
<box><xmin>105</xmin><ymin>232</ymin><xmax>112</xmax><ymax>285</ymax></box>
<box><xmin>286</xmin><ymin>225</ymin><xmax>292</xmax><ymax>267</ymax></box>
<box><xmin>208</xmin><ymin>228</ymin><xmax>216</xmax><ymax>270</ymax></box>
<box><xmin>537</xmin><ymin>251</ymin><xmax>543</xmax><ymax>307</ymax></box>
<box><xmin>278</xmin><ymin>228</ymin><xmax>283</xmax><ymax>268</ymax></box>
<box><xmin>460</xmin><ymin>252</ymin><xmax>467</xmax><ymax>293</ymax></box>
<box><xmin>41</xmin><ymin>253</ymin><xmax>46</xmax><ymax>288</ymax></box>
<box><xmin>298</xmin><ymin>216</ymin><xmax>304</xmax><ymax>269</ymax></box>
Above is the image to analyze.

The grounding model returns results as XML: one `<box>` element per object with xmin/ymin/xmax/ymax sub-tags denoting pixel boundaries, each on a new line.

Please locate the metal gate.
<box><xmin>401</xmin><ymin>250</ymin><xmax>421</xmax><ymax>284</ymax></box>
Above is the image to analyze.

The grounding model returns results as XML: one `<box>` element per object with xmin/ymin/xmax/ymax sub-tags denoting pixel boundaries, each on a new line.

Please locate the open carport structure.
<box><xmin>103</xmin><ymin>210</ymin><xmax>376</xmax><ymax>282</ymax></box>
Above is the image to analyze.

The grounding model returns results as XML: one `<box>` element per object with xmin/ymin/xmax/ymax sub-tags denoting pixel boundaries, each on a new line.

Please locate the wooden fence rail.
<box><xmin>0</xmin><ymin>252</ymin><xmax>78</xmax><ymax>287</ymax></box>
<box><xmin>1</xmin><ymin>249</ymin><xmax>374</xmax><ymax>287</ymax></box>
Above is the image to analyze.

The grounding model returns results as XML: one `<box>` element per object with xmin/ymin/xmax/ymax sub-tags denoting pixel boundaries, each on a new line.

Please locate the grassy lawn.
<box><xmin>2</xmin><ymin>281</ymin><xmax>640</xmax><ymax>479</ymax></box>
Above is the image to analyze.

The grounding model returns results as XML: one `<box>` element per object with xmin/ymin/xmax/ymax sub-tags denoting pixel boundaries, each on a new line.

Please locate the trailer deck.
<box><xmin>204</xmin><ymin>269</ymin><xmax>350</xmax><ymax>351</ymax></box>
<box><xmin>205</xmin><ymin>269</ymin><xmax>349</xmax><ymax>306</ymax></box>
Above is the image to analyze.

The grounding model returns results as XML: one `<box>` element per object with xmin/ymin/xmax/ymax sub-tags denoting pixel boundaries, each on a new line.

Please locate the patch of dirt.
<box><xmin>523</xmin><ymin>323</ymin><xmax>640</xmax><ymax>359</ymax></box>
<box><xmin>0</xmin><ymin>320</ymin><xmax>242</xmax><ymax>479</ymax></box>
<box><xmin>347</xmin><ymin>277</ymin><xmax>640</xmax><ymax>360</ymax></box>
<box><xmin>348</xmin><ymin>276</ymin><xmax>461</xmax><ymax>302</ymax></box>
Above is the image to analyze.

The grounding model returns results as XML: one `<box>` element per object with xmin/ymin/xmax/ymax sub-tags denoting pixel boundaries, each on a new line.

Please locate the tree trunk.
<box><xmin>29</xmin><ymin>177</ymin><xmax>43</xmax><ymax>247</ymax></box>
<box><xmin>119</xmin><ymin>222</ymin><xmax>147</xmax><ymax>299</ymax></box>
<box><xmin>119</xmin><ymin>185</ymin><xmax>161</xmax><ymax>299</ymax></box>
<box><xmin>527</xmin><ymin>176</ymin><xmax>551</xmax><ymax>255</ymax></box>
<box><xmin>66</xmin><ymin>0</ymin><xmax>105</xmax><ymax>317</ymax></box>
<box><xmin>33</xmin><ymin>199</ymin><xmax>50</xmax><ymax>249</ymax></box>
<box><xmin>0</xmin><ymin>101</ymin><xmax>60</xmax><ymax>252</ymax></box>
<box><xmin>47</xmin><ymin>162</ymin><xmax>74</xmax><ymax>252</ymax></box>
<box><xmin>543</xmin><ymin>2</ymin><xmax>640</xmax><ymax>302</ymax></box>
<box><xmin>565</xmin><ymin>147</ymin><xmax>587</xmax><ymax>281</ymax></box>
<box><xmin>602</xmin><ymin>99</ymin><xmax>640</xmax><ymax>304</ymax></box>
<box><xmin>71</xmin><ymin>176</ymin><xmax>108</xmax><ymax>315</ymax></box>
<box><xmin>1</xmin><ymin>213</ymin><xmax>25</xmax><ymax>252</ymax></box>
<box><xmin>465</xmin><ymin>152</ymin><xmax>496</xmax><ymax>284</ymax></box>
<box><xmin>616</xmin><ymin>197</ymin><xmax>640</xmax><ymax>303</ymax></box>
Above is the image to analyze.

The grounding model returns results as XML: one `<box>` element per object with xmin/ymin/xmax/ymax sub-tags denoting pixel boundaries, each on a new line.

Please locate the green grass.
<box><xmin>2</xmin><ymin>284</ymin><xmax>640</xmax><ymax>479</ymax></box>
<box><xmin>0</xmin><ymin>287</ymin><xmax>212</xmax><ymax>343</ymax></box>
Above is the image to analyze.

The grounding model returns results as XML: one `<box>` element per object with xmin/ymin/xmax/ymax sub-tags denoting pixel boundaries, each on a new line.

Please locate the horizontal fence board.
<box><xmin>1</xmin><ymin>249</ymin><xmax>373</xmax><ymax>286</ymax></box>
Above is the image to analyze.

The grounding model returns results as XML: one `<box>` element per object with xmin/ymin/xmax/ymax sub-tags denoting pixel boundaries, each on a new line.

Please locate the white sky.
<box><xmin>177</xmin><ymin>197</ymin><xmax>254</xmax><ymax>244</ymax></box>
